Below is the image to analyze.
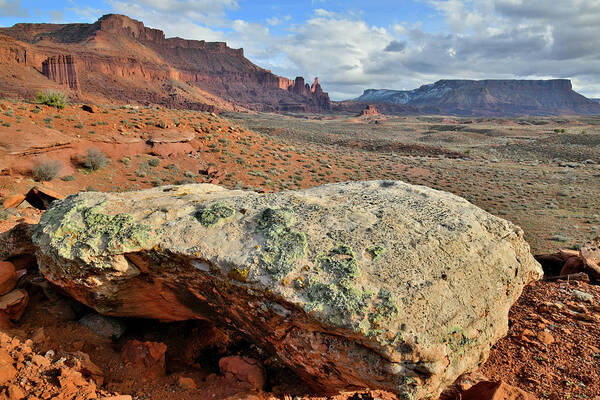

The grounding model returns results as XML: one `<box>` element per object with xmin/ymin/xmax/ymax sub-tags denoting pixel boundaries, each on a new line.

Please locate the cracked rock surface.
<box><xmin>30</xmin><ymin>181</ymin><xmax>542</xmax><ymax>399</ymax></box>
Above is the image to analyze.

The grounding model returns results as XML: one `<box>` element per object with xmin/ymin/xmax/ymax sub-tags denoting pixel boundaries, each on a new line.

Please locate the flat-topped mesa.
<box><xmin>41</xmin><ymin>54</ymin><xmax>79</xmax><ymax>90</ymax></box>
<box><xmin>30</xmin><ymin>181</ymin><xmax>542</xmax><ymax>399</ymax></box>
<box><xmin>353</xmin><ymin>79</ymin><xmax>600</xmax><ymax>116</ymax></box>
<box><xmin>0</xmin><ymin>14</ymin><xmax>331</xmax><ymax>112</ymax></box>
<box><xmin>96</xmin><ymin>14</ymin><xmax>244</xmax><ymax>57</ymax></box>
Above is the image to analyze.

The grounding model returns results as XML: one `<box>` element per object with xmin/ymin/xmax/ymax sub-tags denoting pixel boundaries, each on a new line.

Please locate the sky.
<box><xmin>1</xmin><ymin>0</ymin><xmax>600</xmax><ymax>100</ymax></box>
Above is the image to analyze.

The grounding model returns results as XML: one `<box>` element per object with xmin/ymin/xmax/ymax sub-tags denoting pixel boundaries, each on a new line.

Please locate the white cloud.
<box><xmin>99</xmin><ymin>0</ymin><xmax>600</xmax><ymax>99</ymax></box>
<box><xmin>0</xmin><ymin>0</ymin><xmax>27</xmax><ymax>17</ymax></box>
<box><xmin>110</xmin><ymin>0</ymin><xmax>238</xmax><ymax>26</ymax></box>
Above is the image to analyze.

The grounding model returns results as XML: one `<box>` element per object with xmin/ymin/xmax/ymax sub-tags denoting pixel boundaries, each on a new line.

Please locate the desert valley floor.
<box><xmin>1</xmin><ymin>100</ymin><xmax>600</xmax><ymax>400</ymax></box>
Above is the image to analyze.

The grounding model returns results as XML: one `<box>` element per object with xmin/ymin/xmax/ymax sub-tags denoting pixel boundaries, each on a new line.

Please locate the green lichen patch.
<box><xmin>195</xmin><ymin>202</ymin><xmax>235</xmax><ymax>226</ymax></box>
<box><xmin>442</xmin><ymin>325</ymin><xmax>475</xmax><ymax>362</ymax></box>
<box><xmin>317</xmin><ymin>244</ymin><xmax>359</xmax><ymax>279</ymax></box>
<box><xmin>367</xmin><ymin>245</ymin><xmax>386</xmax><ymax>260</ymax></box>
<box><xmin>40</xmin><ymin>201</ymin><xmax>153</xmax><ymax>261</ymax></box>
<box><xmin>257</xmin><ymin>208</ymin><xmax>295</xmax><ymax>234</ymax></box>
<box><xmin>304</xmin><ymin>278</ymin><xmax>372</xmax><ymax>327</ymax></box>
<box><xmin>257</xmin><ymin>208</ymin><xmax>307</xmax><ymax>279</ymax></box>
<box><xmin>368</xmin><ymin>288</ymin><xmax>399</xmax><ymax>331</ymax></box>
<box><xmin>302</xmin><ymin>243</ymin><xmax>373</xmax><ymax>329</ymax></box>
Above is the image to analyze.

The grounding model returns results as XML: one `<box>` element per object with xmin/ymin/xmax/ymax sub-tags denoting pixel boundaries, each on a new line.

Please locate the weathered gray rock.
<box><xmin>31</xmin><ymin>181</ymin><xmax>542</xmax><ymax>399</ymax></box>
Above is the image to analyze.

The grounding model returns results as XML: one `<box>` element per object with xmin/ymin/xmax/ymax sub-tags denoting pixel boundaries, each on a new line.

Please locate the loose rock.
<box><xmin>0</xmin><ymin>261</ymin><xmax>17</xmax><ymax>296</ymax></box>
<box><xmin>219</xmin><ymin>356</ymin><xmax>266</xmax><ymax>390</ymax></box>
<box><xmin>462</xmin><ymin>381</ymin><xmax>536</xmax><ymax>400</ymax></box>
<box><xmin>0</xmin><ymin>289</ymin><xmax>29</xmax><ymax>323</ymax></box>
<box><xmin>121</xmin><ymin>340</ymin><xmax>167</xmax><ymax>380</ymax></box>
<box><xmin>78</xmin><ymin>314</ymin><xmax>126</xmax><ymax>339</ymax></box>
<box><xmin>31</xmin><ymin>181</ymin><xmax>542</xmax><ymax>399</ymax></box>
<box><xmin>572</xmin><ymin>289</ymin><xmax>594</xmax><ymax>302</ymax></box>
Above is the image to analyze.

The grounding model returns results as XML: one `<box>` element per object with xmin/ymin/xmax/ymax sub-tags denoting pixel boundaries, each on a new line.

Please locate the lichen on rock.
<box><xmin>30</xmin><ymin>181</ymin><xmax>543</xmax><ymax>399</ymax></box>
<box><xmin>256</xmin><ymin>208</ymin><xmax>307</xmax><ymax>279</ymax></box>
<box><xmin>35</xmin><ymin>198</ymin><xmax>153</xmax><ymax>262</ymax></box>
<box><xmin>195</xmin><ymin>202</ymin><xmax>235</xmax><ymax>226</ymax></box>
<box><xmin>367</xmin><ymin>245</ymin><xmax>386</xmax><ymax>260</ymax></box>
<box><xmin>317</xmin><ymin>244</ymin><xmax>360</xmax><ymax>279</ymax></box>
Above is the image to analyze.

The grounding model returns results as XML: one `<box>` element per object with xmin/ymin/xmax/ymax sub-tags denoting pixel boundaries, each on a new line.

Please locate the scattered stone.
<box><xmin>7</xmin><ymin>383</ymin><xmax>25</xmax><ymax>400</ymax></box>
<box><xmin>0</xmin><ymin>348</ymin><xmax>16</xmax><ymax>384</ymax></box>
<box><xmin>536</xmin><ymin>331</ymin><xmax>555</xmax><ymax>345</ymax></box>
<box><xmin>0</xmin><ymin>223</ymin><xmax>35</xmax><ymax>260</ymax></box>
<box><xmin>462</xmin><ymin>381</ymin><xmax>536</xmax><ymax>400</ymax></box>
<box><xmin>71</xmin><ymin>351</ymin><xmax>105</xmax><ymax>386</ymax></box>
<box><xmin>219</xmin><ymin>356</ymin><xmax>266</xmax><ymax>390</ymax></box>
<box><xmin>24</xmin><ymin>186</ymin><xmax>64</xmax><ymax>210</ymax></box>
<box><xmin>561</xmin><ymin>256</ymin><xmax>584</xmax><ymax>275</ymax></box>
<box><xmin>175</xmin><ymin>375</ymin><xmax>197</xmax><ymax>389</ymax></box>
<box><xmin>2</xmin><ymin>195</ymin><xmax>25</xmax><ymax>209</ymax></box>
<box><xmin>559</xmin><ymin>249</ymin><xmax>579</xmax><ymax>258</ymax></box>
<box><xmin>0</xmin><ymin>261</ymin><xmax>17</xmax><ymax>296</ymax></box>
<box><xmin>32</xmin><ymin>181</ymin><xmax>542</xmax><ymax>399</ymax></box>
<box><xmin>81</xmin><ymin>105</ymin><xmax>97</xmax><ymax>113</ymax></box>
<box><xmin>31</xmin><ymin>353</ymin><xmax>51</xmax><ymax>367</ymax></box>
<box><xmin>439</xmin><ymin>372</ymin><xmax>488</xmax><ymax>399</ymax></box>
<box><xmin>78</xmin><ymin>314</ymin><xmax>126</xmax><ymax>339</ymax></box>
<box><xmin>580</xmin><ymin>238</ymin><xmax>600</xmax><ymax>280</ymax></box>
<box><xmin>121</xmin><ymin>340</ymin><xmax>167</xmax><ymax>380</ymax></box>
<box><xmin>572</xmin><ymin>289</ymin><xmax>594</xmax><ymax>302</ymax></box>
<box><xmin>0</xmin><ymin>289</ymin><xmax>29</xmax><ymax>323</ymax></box>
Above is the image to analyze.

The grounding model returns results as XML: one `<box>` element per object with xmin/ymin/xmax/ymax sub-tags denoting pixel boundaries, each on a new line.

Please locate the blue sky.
<box><xmin>2</xmin><ymin>0</ymin><xmax>599</xmax><ymax>99</ymax></box>
<box><xmin>0</xmin><ymin>1</ymin><xmax>444</xmax><ymax>32</ymax></box>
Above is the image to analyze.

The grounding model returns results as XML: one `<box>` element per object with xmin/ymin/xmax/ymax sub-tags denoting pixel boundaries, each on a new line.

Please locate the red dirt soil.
<box><xmin>1</xmin><ymin>99</ymin><xmax>600</xmax><ymax>400</ymax></box>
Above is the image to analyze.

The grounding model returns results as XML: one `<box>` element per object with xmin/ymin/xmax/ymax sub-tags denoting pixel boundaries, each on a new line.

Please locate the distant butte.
<box><xmin>0</xmin><ymin>14</ymin><xmax>330</xmax><ymax>112</ymax></box>
<box><xmin>350</xmin><ymin>79</ymin><xmax>600</xmax><ymax>116</ymax></box>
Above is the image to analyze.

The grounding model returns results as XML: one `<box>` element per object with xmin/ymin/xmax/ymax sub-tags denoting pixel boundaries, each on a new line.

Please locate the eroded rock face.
<box><xmin>41</xmin><ymin>55</ymin><xmax>79</xmax><ymax>90</ymax></box>
<box><xmin>359</xmin><ymin>104</ymin><xmax>381</xmax><ymax>117</ymax></box>
<box><xmin>31</xmin><ymin>181</ymin><xmax>542</xmax><ymax>399</ymax></box>
<box><xmin>0</xmin><ymin>15</ymin><xmax>331</xmax><ymax>112</ymax></box>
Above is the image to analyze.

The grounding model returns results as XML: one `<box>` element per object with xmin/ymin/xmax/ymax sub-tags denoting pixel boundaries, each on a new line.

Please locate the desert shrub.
<box><xmin>35</xmin><ymin>91</ymin><xmax>67</xmax><ymax>109</ymax></box>
<box><xmin>32</xmin><ymin>159</ymin><xmax>63</xmax><ymax>181</ymax></box>
<box><xmin>60</xmin><ymin>175</ymin><xmax>75</xmax><ymax>181</ymax></box>
<box><xmin>83</xmin><ymin>148</ymin><xmax>109</xmax><ymax>171</ymax></box>
<box><xmin>0</xmin><ymin>209</ymin><xmax>10</xmax><ymax>221</ymax></box>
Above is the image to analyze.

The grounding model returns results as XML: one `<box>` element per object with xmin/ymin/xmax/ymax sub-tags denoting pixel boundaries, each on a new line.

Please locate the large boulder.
<box><xmin>31</xmin><ymin>181</ymin><xmax>542</xmax><ymax>399</ymax></box>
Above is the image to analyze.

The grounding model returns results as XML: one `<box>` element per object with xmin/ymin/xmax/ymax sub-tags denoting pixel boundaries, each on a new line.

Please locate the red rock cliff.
<box><xmin>0</xmin><ymin>14</ymin><xmax>330</xmax><ymax>112</ymax></box>
<box><xmin>41</xmin><ymin>55</ymin><xmax>79</xmax><ymax>90</ymax></box>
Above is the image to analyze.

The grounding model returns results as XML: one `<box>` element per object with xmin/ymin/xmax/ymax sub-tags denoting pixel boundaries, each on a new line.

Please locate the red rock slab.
<box><xmin>147</xmin><ymin>129</ymin><xmax>195</xmax><ymax>144</ymax></box>
<box><xmin>0</xmin><ymin>261</ymin><xmax>17</xmax><ymax>296</ymax></box>
<box><xmin>3</xmin><ymin>194</ymin><xmax>25</xmax><ymax>209</ymax></box>
<box><xmin>0</xmin><ymin>121</ymin><xmax>75</xmax><ymax>155</ymax></box>
<box><xmin>121</xmin><ymin>340</ymin><xmax>167</xmax><ymax>380</ymax></box>
<box><xmin>25</xmin><ymin>186</ymin><xmax>64</xmax><ymax>210</ymax></box>
<box><xmin>580</xmin><ymin>238</ymin><xmax>600</xmax><ymax>280</ymax></box>
<box><xmin>0</xmin><ymin>289</ymin><xmax>29</xmax><ymax>322</ymax></box>
<box><xmin>560</xmin><ymin>256</ymin><xmax>584</xmax><ymax>275</ymax></box>
<box><xmin>462</xmin><ymin>381</ymin><xmax>536</xmax><ymax>400</ymax></box>
<box><xmin>219</xmin><ymin>356</ymin><xmax>266</xmax><ymax>390</ymax></box>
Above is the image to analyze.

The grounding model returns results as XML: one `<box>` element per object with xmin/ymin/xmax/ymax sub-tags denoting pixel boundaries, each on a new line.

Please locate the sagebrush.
<box><xmin>32</xmin><ymin>159</ymin><xmax>63</xmax><ymax>181</ymax></box>
<box><xmin>83</xmin><ymin>148</ymin><xmax>109</xmax><ymax>170</ymax></box>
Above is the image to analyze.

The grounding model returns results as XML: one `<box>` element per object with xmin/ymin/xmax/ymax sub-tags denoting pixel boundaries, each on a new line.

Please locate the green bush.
<box><xmin>35</xmin><ymin>91</ymin><xmax>67</xmax><ymax>109</ymax></box>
